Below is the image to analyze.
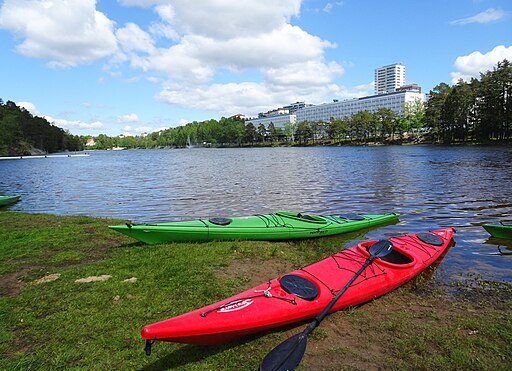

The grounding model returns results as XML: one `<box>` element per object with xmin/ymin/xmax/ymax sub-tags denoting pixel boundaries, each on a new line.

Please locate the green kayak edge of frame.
<box><xmin>0</xmin><ymin>195</ymin><xmax>20</xmax><ymax>207</ymax></box>
<box><xmin>483</xmin><ymin>223</ymin><xmax>512</xmax><ymax>239</ymax></box>
<box><xmin>109</xmin><ymin>212</ymin><xmax>400</xmax><ymax>244</ymax></box>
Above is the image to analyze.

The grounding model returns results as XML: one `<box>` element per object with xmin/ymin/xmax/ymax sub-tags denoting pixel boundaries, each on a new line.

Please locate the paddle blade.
<box><xmin>260</xmin><ymin>333</ymin><xmax>308</xmax><ymax>371</ymax></box>
<box><xmin>368</xmin><ymin>239</ymin><xmax>393</xmax><ymax>258</ymax></box>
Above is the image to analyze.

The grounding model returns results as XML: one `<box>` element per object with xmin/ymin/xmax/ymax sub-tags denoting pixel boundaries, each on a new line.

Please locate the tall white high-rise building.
<box><xmin>375</xmin><ymin>63</ymin><xmax>405</xmax><ymax>95</ymax></box>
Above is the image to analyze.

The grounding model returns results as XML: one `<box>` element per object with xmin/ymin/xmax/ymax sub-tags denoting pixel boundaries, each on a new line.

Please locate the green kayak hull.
<box><xmin>109</xmin><ymin>212</ymin><xmax>400</xmax><ymax>244</ymax></box>
<box><xmin>0</xmin><ymin>195</ymin><xmax>20</xmax><ymax>206</ymax></box>
<box><xmin>483</xmin><ymin>223</ymin><xmax>512</xmax><ymax>239</ymax></box>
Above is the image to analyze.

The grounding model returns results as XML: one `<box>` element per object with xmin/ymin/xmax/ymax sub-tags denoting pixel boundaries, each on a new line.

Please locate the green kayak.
<box><xmin>109</xmin><ymin>212</ymin><xmax>400</xmax><ymax>244</ymax></box>
<box><xmin>0</xmin><ymin>195</ymin><xmax>20</xmax><ymax>206</ymax></box>
<box><xmin>483</xmin><ymin>223</ymin><xmax>512</xmax><ymax>239</ymax></box>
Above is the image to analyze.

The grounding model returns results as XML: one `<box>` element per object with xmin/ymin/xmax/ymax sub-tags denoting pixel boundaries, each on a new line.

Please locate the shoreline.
<box><xmin>2</xmin><ymin>137</ymin><xmax>510</xmax><ymax>157</ymax></box>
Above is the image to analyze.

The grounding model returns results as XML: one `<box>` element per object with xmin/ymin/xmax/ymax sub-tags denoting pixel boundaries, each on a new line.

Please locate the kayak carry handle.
<box><xmin>144</xmin><ymin>339</ymin><xmax>155</xmax><ymax>356</ymax></box>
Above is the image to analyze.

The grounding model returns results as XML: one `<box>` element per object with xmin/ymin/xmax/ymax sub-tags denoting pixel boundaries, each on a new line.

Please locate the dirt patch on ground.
<box><xmin>0</xmin><ymin>270</ymin><xmax>29</xmax><ymax>297</ymax></box>
<box><xmin>216</xmin><ymin>256</ymin><xmax>297</xmax><ymax>287</ymax></box>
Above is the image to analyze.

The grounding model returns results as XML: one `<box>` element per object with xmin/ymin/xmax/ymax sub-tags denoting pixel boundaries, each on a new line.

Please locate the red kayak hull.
<box><xmin>141</xmin><ymin>228</ymin><xmax>455</xmax><ymax>345</ymax></box>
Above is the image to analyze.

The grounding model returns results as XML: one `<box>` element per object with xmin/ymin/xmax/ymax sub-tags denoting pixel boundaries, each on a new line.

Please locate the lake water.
<box><xmin>1</xmin><ymin>145</ymin><xmax>511</xmax><ymax>284</ymax></box>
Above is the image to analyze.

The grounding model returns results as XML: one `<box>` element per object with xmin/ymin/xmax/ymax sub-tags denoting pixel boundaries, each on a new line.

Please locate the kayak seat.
<box><xmin>275</xmin><ymin>211</ymin><xmax>327</xmax><ymax>223</ymax></box>
<box><xmin>296</xmin><ymin>213</ymin><xmax>316</xmax><ymax>221</ymax></box>
<box><xmin>376</xmin><ymin>249</ymin><xmax>412</xmax><ymax>265</ymax></box>
<box><xmin>279</xmin><ymin>274</ymin><xmax>319</xmax><ymax>301</ymax></box>
<box><xmin>209</xmin><ymin>218</ymin><xmax>232</xmax><ymax>226</ymax></box>
<box><xmin>339</xmin><ymin>213</ymin><xmax>365</xmax><ymax>221</ymax></box>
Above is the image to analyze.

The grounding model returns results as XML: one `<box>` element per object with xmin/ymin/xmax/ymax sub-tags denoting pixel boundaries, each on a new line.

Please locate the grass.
<box><xmin>0</xmin><ymin>211</ymin><xmax>511</xmax><ymax>370</ymax></box>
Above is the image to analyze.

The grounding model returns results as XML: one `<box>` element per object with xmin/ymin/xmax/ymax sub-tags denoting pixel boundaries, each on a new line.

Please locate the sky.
<box><xmin>0</xmin><ymin>0</ymin><xmax>511</xmax><ymax>137</ymax></box>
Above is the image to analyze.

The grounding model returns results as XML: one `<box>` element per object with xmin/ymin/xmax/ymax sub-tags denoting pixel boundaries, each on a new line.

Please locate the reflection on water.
<box><xmin>1</xmin><ymin>145</ymin><xmax>511</xmax><ymax>283</ymax></box>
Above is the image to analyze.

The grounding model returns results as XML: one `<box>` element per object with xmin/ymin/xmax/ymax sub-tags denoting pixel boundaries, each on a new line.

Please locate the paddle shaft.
<box><xmin>302</xmin><ymin>256</ymin><xmax>375</xmax><ymax>336</ymax></box>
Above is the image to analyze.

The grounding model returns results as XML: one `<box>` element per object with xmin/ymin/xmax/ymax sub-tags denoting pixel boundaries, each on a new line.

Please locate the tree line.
<box><xmin>426</xmin><ymin>59</ymin><xmax>512</xmax><ymax>143</ymax></box>
<box><xmin>86</xmin><ymin>102</ymin><xmax>426</xmax><ymax>150</ymax></box>
<box><xmin>0</xmin><ymin>100</ymin><xmax>81</xmax><ymax>156</ymax></box>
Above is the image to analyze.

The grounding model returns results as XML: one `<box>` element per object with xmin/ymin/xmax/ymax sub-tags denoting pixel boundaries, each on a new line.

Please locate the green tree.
<box><xmin>257</xmin><ymin>123</ymin><xmax>267</xmax><ymax>142</ymax></box>
<box><xmin>244</xmin><ymin>123</ymin><xmax>257</xmax><ymax>144</ymax></box>
<box><xmin>402</xmin><ymin>98</ymin><xmax>425</xmax><ymax>134</ymax></box>
<box><xmin>375</xmin><ymin>108</ymin><xmax>396</xmax><ymax>140</ymax></box>
<box><xmin>267</xmin><ymin>122</ymin><xmax>277</xmax><ymax>142</ymax></box>
<box><xmin>284</xmin><ymin>122</ymin><xmax>296</xmax><ymax>142</ymax></box>
<box><xmin>295</xmin><ymin>121</ymin><xmax>313</xmax><ymax>144</ymax></box>
<box><xmin>425</xmin><ymin>82</ymin><xmax>452</xmax><ymax>142</ymax></box>
<box><xmin>326</xmin><ymin>117</ymin><xmax>348</xmax><ymax>142</ymax></box>
<box><xmin>350</xmin><ymin>110</ymin><xmax>373</xmax><ymax>141</ymax></box>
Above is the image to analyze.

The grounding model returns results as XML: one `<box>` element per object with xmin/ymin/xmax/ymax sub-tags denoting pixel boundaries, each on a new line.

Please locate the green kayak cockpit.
<box><xmin>275</xmin><ymin>211</ymin><xmax>327</xmax><ymax>224</ymax></box>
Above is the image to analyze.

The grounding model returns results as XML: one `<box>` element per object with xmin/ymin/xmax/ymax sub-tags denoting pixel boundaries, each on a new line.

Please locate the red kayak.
<box><xmin>142</xmin><ymin>228</ymin><xmax>455</xmax><ymax>350</ymax></box>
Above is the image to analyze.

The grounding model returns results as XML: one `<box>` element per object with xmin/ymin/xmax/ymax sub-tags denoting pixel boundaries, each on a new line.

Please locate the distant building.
<box><xmin>375</xmin><ymin>63</ymin><xmax>405</xmax><ymax>95</ymax></box>
<box><xmin>246</xmin><ymin>64</ymin><xmax>424</xmax><ymax>129</ymax></box>
<box><xmin>396</xmin><ymin>83</ymin><xmax>421</xmax><ymax>93</ymax></box>
<box><xmin>282</xmin><ymin>102</ymin><xmax>312</xmax><ymax>113</ymax></box>
<box><xmin>295</xmin><ymin>90</ymin><xmax>425</xmax><ymax>123</ymax></box>
<box><xmin>85</xmin><ymin>138</ymin><xmax>96</xmax><ymax>147</ymax></box>
<box><xmin>246</xmin><ymin>102</ymin><xmax>310</xmax><ymax>129</ymax></box>
<box><xmin>246</xmin><ymin>114</ymin><xmax>296</xmax><ymax>130</ymax></box>
<box><xmin>231</xmin><ymin>114</ymin><xmax>246</xmax><ymax>120</ymax></box>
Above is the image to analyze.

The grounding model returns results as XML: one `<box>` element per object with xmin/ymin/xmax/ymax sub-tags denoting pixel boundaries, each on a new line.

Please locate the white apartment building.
<box><xmin>375</xmin><ymin>63</ymin><xmax>405</xmax><ymax>95</ymax></box>
<box><xmin>295</xmin><ymin>90</ymin><xmax>425</xmax><ymax>123</ymax></box>
<box><xmin>246</xmin><ymin>113</ymin><xmax>296</xmax><ymax>129</ymax></box>
<box><xmin>246</xmin><ymin>64</ymin><xmax>423</xmax><ymax>128</ymax></box>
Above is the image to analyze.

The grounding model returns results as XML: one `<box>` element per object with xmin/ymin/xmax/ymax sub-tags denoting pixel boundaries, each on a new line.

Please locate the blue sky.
<box><xmin>0</xmin><ymin>0</ymin><xmax>511</xmax><ymax>137</ymax></box>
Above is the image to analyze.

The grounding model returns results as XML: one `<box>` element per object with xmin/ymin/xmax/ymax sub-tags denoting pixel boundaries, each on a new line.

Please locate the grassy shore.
<box><xmin>1</xmin><ymin>212</ymin><xmax>511</xmax><ymax>370</ymax></box>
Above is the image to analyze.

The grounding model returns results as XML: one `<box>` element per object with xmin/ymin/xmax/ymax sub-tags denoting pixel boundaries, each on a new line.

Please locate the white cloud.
<box><xmin>116</xmin><ymin>23</ymin><xmax>155</xmax><ymax>54</ymax></box>
<box><xmin>116</xmin><ymin>1</ymin><xmax>346</xmax><ymax>115</ymax></box>
<box><xmin>330</xmin><ymin>82</ymin><xmax>375</xmax><ymax>100</ymax></box>
<box><xmin>46</xmin><ymin>116</ymin><xmax>104</xmax><ymax>130</ymax></box>
<box><xmin>149</xmin><ymin>0</ymin><xmax>301</xmax><ymax>40</ymax></box>
<box><xmin>117</xmin><ymin>113</ymin><xmax>140</xmax><ymax>123</ymax></box>
<box><xmin>0</xmin><ymin>0</ymin><xmax>117</xmax><ymax>68</ymax></box>
<box><xmin>263</xmin><ymin>60</ymin><xmax>344</xmax><ymax>88</ymax></box>
<box><xmin>157</xmin><ymin>79</ymin><xmax>345</xmax><ymax>117</ymax></box>
<box><xmin>16</xmin><ymin>101</ymin><xmax>39</xmax><ymax>115</ymax></box>
<box><xmin>451</xmin><ymin>45</ymin><xmax>512</xmax><ymax>83</ymax></box>
<box><xmin>323</xmin><ymin>2</ymin><xmax>343</xmax><ymax>13</ymax></box>
<box><xmin>123</xmin><ymin>125</ymin><xmax>157</xmax><ymax>134</ymax></box>
<box><xmin>450</xmin><ymin>8</ymin><xmax>509</xmax><ymax>25</ymax></box>
<box><xmin>136</xmin><ymin>24</ymin><xmax>338</xmax><ymax>85</ymax></box>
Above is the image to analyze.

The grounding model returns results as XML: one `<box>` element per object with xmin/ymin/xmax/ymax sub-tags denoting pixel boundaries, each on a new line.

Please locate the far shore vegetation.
<box><xmin>0</xmin><ymin>211</ymin><xmax>510</xmax><ymax>369</ymax></box>
<box><xmin>1</xmin><ymin>60</ymin><xmax>511</xmax><ymax>157</ymax></box>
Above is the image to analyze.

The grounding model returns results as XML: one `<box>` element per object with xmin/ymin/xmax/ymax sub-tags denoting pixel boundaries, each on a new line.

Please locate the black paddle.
<box><xmin>259</xmin><ymin>239</ymin><xmax>394</xmax><ymax>371</ymax></box>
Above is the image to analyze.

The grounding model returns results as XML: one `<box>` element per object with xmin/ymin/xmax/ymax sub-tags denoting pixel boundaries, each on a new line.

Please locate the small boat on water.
<box><xmin>141</xmin><ymin>227</ymin><xmax>455</xmax><ymax>350</ymax></box>
<box><xmin>0</xmin><ymin>195</ymin><xmax>20</xmax><ymax>206</ymax></box>
<box><xmin>109</xmin><ymin>212</ymin><xmax>400</xmax><ymax>244</ymax></box>
<box><xmin>483</xmin><ymin>223</ymin><xmax>512</xmax><ymax>239</ymax></box>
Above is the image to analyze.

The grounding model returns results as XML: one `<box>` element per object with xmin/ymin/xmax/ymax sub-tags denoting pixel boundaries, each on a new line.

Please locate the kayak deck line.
<box><xmin>122</xmin><ymin>213</ymin><xmax>398</xmax><ymax>229</ymax></box>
